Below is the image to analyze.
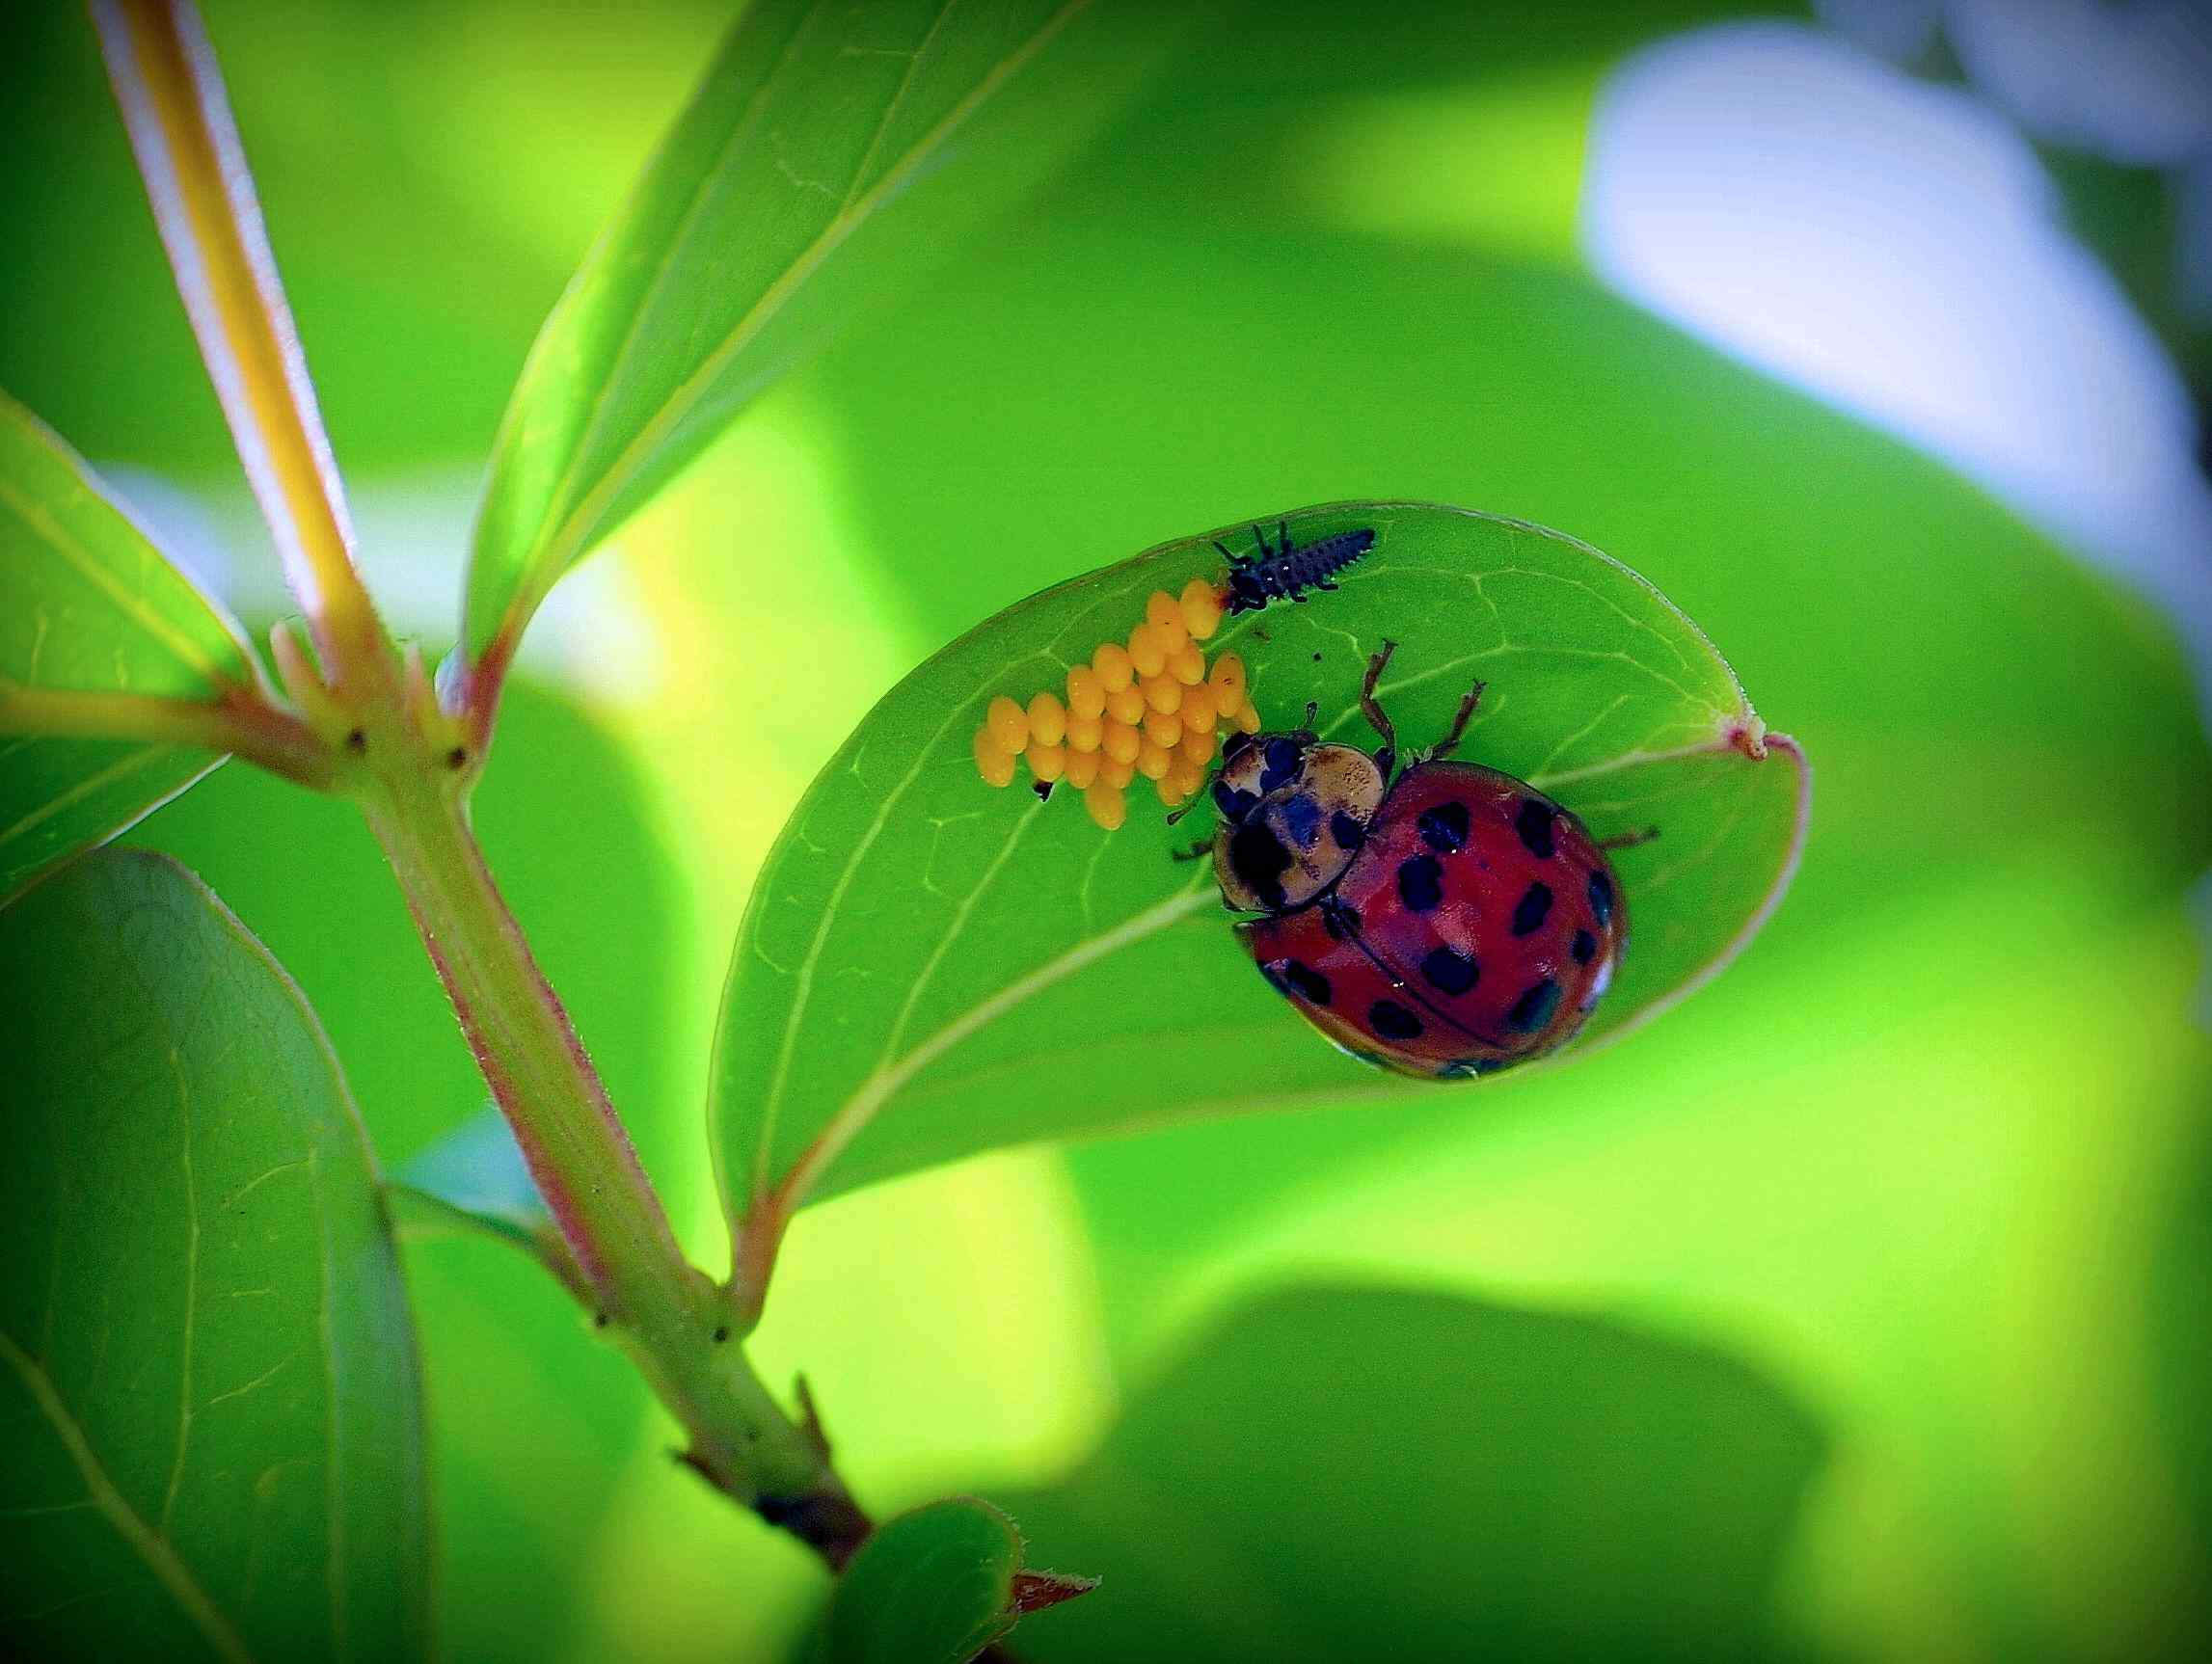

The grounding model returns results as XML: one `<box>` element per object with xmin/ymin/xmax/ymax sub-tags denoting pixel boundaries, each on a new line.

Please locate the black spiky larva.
<box><xmin>1214</xmin><ymin>521</ymin><xmax>1378</xmax><ymax>614</ymax></box>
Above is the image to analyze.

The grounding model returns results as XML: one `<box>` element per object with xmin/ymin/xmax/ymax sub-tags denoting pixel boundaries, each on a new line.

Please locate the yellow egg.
<box><xmin>1180</xmin><ymin>577</ymin><xmax>1224</xmax><ymax>640</ymax></box>
<box><xmin>1127</xmin><ymin>623</ymin><xmax>1167</xmax><ymax>678</ymax></box>
<box><xmin>1167</xmin><ymin>757</ymin><xmax>1205</xmax><ymax>799</ymax></box>
<box><xmin>1066</xmin><ymin>664</ymin><xmax>1106</xmax><ymax>720</ymax></box>
<box><xmin>1102</xmin><ymin>720</ymin><xmax>1142</xmax><ymax>764</ymax></box>
<box><xmin>1155</xmin><ymin>773</ymin><xmax>1188</xmax><ymax>809</ymax></box>
<box><xmin>1178</xmin><ymin>722</ymin><xmax>1216</xmax><ymax>765</ymax></box>
<box><xmin>1093</xmin><ymin>641</ymin><xmax>1134</xmax><ymax>692</ymax></box>
<box><xmin>1027</xmin><ymin>691</ymin><xmax>1066</xmax><ymax>747</ymax></box>
<box><xmin>1235</xmin><ymin>697</ymin><xmax>1262</xmax><ymax>734</ymax></box>
<box><xmin>1100</xmin><ymin>753</ymin><xmax>1136</xmax><ymax>789</ymax></box>
<box><xmin>1106</xmin><ymin>683</ymin><xmax>1146</xmax><ymax>725</ymax></box>
<box><xmin>972</xmin><ymin>726</ymin><xmax>1015</xmax><ymax>788</ymax></box>
<box><xmin>1142</xmin><ymin>674</ymin><xmax>1182</xmax><ymax>715</ymax></box>
<box><xmin>1066</xmin><ymin>711</ymin><xmax>1103</xmax><ymax>753</ymax></box>
<box><xmin>1145</xmin><ymin>591</ymin><xmax>1189</xmax><ymax>655</ymax></box>
<box><xmin>1027</xmin><ymin>740</ymin><xmax>1066</xmax><ymax>782</ymax></box>
<box><xmin>1169</xmin><ymin>640</ymin><xmax>1206</xmax><ymax>685</ymax></box>
<box><xmin>1065</xmin><ymin>748</ymin><xmax>1100</xmax><ymax>789</ymax></box>
<box><xmin>1208</xmin><ymin>652</ymin><xmax>1247</xmax><ymax>710</ymax></box>
<box><xmin>985</xmin><ymin>695</ymin><xmax>1029</xmax><ymax>753</ymax></box>
<box><xmin>1136</xmin><ymin>738</ymin><xmax>1173</xmax><ymax>780</ymax></box>
<box><xmin>1085</xmin><ymin>781</ymin><xmax>1126</xmax><ymax>831</ymax></box>
<box><xmin>1143</xmin><ymin>708</ymin><xmax>1183</xmax><ymax>748</ymax></box>
<box><xmin>1179</xmin><ymin>681</ymin><xmax>1216</xmax><ymax>732</ymax></box>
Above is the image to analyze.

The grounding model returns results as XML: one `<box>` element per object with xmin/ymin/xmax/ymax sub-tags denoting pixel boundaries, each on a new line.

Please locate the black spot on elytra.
<box><xmin>1515</xmin><ymin>798</ymin><xmax>1557</xmax><ymax>859</ymax></box>
<box><xmin>1369</xmin><ymin>999</ymin><xmax>1423</xmax><ymax>1040</ymax></box>
<box><xmin>1420</xmin><ymin>945</ymin><xmax>1479</xmax><ymax>996</ymax></box>
<box><xmin>1212</xmin><ymin>781</ymin><xmax>1258</xmax><ymax>823</ymax></box>
<box><xmin>1416</xmin><ymin>800</ymin><xmax>1470</xmax><ymax>853</ymax></box>
<box><xmin>1229</xmin><ymin>822</ymin><xmax>1294</xmax><ymax>909</ymax></box>
<box><xmin>1278</xmin><ymin>791</ymin><xmax>1323</xmax><ymax>849</ymax></box>
<box><xmin>1511</xmin><ymin>882</ymin><xmax>1553</xmax><ymax>937</ymax></box>
<box><xmin>1275</xmin><ymin>959</ymin><xmax>1331</xmax><ymax>1006</ymax></box>
<box><xmin>1587</xmin><ymin>870</ymin><xmax>1614</xmax><ymax>927</ymax></box>
<box><xmin>1331</xmin><ymin>810</ymin><xmax>1366</xmax><ymax>852</ymax></box>
<box><xmin>1571</xmin><ymin>928</ymin><xmax>1598</xmax><ymax>965</ymax></box>
<box><xmin>1508</xmin><ymin>978</ymin><xmax>1561</xmax><ymax>1033</ymax></box>
<box><xmin>1397</xmin><ymin>854</ymin><xmax>1443</xmax><ymax>912</ymax></box>
<box><xmin>1260</xmin><ymin>738</ymin><xmax>1304</xmax><ymax>792</ymax></box>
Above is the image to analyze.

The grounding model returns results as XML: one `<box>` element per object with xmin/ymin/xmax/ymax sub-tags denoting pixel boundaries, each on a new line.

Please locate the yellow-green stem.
<box><xmin>354</xmin><ymin>735</ymin><xmax>854</xmax><ymax>1535</ymax></box>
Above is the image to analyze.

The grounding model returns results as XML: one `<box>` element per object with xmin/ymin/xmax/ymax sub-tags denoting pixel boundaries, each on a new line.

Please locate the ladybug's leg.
<box><xmin>1168</xmin><ymin>839</ymin><xmax>1213</xmax><ymax>862</ymax></box>
<box><xmin>1598</xmin><ymin>825</ymin><xmax>1659</xmax><ymax>851</ymax></box>
<box><xmin>1360</xmin><ymin>639</ymin><xmax>1399</xmax><ymax>775</ymax></box>
<box><xmin>1422</xmin><ymin>679</ymin><xmax>1487</xmax><ymax>764</ymax></box>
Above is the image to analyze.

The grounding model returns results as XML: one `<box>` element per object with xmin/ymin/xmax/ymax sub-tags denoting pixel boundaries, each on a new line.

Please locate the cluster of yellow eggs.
<box><xmin>972</xmin><ymin>577</ymin><xmax>1261</xmax><ymax>830</ymax></box>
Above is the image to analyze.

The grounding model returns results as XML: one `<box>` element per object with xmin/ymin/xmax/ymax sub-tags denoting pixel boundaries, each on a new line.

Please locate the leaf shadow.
<box><xmin>992</xmin><ymin>1282</ymin><xmax>1827</xmax><ymax>1662</ymax></box>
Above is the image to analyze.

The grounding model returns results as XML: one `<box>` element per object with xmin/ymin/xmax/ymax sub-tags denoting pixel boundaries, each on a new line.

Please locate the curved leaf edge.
<box><xmin>707</xmin><ymin>502</ymin><xmax>1798</xmax><ymax>1230</ymax></box>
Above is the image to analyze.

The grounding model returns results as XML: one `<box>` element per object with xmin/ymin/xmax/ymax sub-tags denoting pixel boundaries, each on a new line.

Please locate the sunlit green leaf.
<box><xmin>463</xmin><ymin>0</ymin><xmax>1091</xmax><ymax>668</ymax></box>
<box><xmin>711</xmin><ymin>502</ymin><xmax>1807</xmax><ymax>1235</ymax></box>
<box><xmin>995</xmin><ymin>1283</ymin><xmax>1824</xmax><ymax>1659</ymax></box>
<box><xmin>0</xmin><ymin>392</ymin><xmax>258</xmax><ymax>906</ymax></box>
<box><xmin>824</xmin><ymin>1496</ymin><xmax>1091</xmax><ymax>1664</ymax></box>
<box><xmin>0</xmin><ymin>848</ymin><xmax>430</xmax><ymax>1660</ymax></box>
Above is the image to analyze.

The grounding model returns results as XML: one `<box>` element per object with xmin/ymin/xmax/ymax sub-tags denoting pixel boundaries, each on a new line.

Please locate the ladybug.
<box><xmin>1210</xmin><ymin>641</ymin><xmax>1631</xmax><ymax>1079</ymax></box>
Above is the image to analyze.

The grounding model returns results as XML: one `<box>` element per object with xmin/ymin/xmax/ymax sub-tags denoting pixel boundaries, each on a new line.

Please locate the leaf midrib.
<box><xmin>0</xmin><ymin>1329</ymin><xmax>256</xmax><ymax>1664</ymax></box>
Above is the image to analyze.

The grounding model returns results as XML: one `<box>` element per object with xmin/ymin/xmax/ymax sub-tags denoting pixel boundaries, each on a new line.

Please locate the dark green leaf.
<box><xmin>0</xmin><ymin>848</ymin><xmax>430</xmax><ymax>1660</ymax></box>
<box><xmin>826</xmin><ymin>1496</ymin><xmax>1089</xmax><ymax>1664</ymax></box>
<box><xmin>463</xmin><ymin>0</ymin><xmax>1092</xmax><ymax>666</ymax></box>
<box><xmin>995</xmin><ymin>1283</ymin><xmax>1825</xmax><ymax>1660</ymax></box>
<box><xmin>711</xmin><ymin>503</ymin><xmax>1807</xmax><ymax>1228</ymax></box>
<box><xmin>0</xmin><ymin>392</ymin><xmax>258</xmax><ymax>906</ymax></box>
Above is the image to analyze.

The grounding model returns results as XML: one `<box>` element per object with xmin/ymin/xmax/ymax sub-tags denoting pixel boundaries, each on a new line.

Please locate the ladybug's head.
<box><xmin>1210</xmin><ymin>734</ymin><xmax>1385</xmax><ymax>914</ymax></box>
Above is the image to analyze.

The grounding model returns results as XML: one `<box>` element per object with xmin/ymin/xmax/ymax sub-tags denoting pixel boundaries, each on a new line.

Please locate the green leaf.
<box><xmin>0</xmin><ymin>848</ymin><xmax>430</xmax><ymax>1660</ymax></box>
<box><xmin>993</xmin><ymin>1283</ymin><xmax>1824</xmax><ymax>1659</ymax></box>
<box><xmin>712</xmin><ymin>503</ymin><xmax>1807</xmax><ymax>1232</ymax></box>
<box><xmin>463</xmin><ymin>0</ymin><xmax>1092</xmax><ymax>667</ymax></box>
<box><xmin>0</xmin><ymin>392</ymin><xmax>260</xmax><ymax>906</ymax></box>
<box><xmin>825</xmin><ymin>1497</ymin><xmax>1091</xmax><ymax>1664</ymax></box>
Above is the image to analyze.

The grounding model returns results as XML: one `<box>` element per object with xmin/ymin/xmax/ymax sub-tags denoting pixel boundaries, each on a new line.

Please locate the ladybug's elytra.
<box><xmin>1210</xmin><ymin>642</ymin><xmax>1631</xmax><ymax>1080</ymax></box>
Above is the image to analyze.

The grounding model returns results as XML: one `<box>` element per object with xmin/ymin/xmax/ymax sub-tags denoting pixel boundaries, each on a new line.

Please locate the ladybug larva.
<box><xmin>1214</xmin><ymin>521</ymin><xmax>1377</xmax><ymax>613</ymax></box>
<box><xmin>1210</xmin><ymin>641</ymin><xmax>1633</xmax><ymax>1079</ymax></box>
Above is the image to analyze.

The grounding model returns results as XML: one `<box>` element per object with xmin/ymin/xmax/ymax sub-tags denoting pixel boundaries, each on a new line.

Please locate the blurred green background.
<box><xmin>5</xmin><ymin>0</ymin><xmax>2209</xmax><ymax>1658</ymax></box>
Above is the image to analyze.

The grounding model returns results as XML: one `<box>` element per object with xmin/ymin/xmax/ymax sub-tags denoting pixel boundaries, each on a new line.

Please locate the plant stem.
<box><xmin>0</xmin><ymin>684</ymin><xmax>333</xmax><ymax>788</ymax></box>
<box><xmin>94</xmin><ymin>0</ymin><xmax>874</xmax><ymax>1569</ymax></box>
<box><xmin>92</xmin><ymin>0</ymin><xmax>387</xmax><ymax>696</ymax></box>
<box><xmin>355</xmin><ymin>732</ymin><xmax>867</xmax><ymax>1551</ymax></box>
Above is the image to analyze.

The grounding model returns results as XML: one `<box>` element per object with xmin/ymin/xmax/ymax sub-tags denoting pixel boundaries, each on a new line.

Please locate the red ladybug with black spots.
<box><xmin>1208</xmin><ymin>641</ymin><xmax>1636</xmax><ymax>1079</ymax></box>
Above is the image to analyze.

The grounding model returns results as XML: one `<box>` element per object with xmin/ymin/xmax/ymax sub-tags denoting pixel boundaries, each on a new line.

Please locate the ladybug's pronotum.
<box><xmin>1214</xmin><ymin>640</ymin><xmax>1644</xmax><ymax>1080</ymax></box>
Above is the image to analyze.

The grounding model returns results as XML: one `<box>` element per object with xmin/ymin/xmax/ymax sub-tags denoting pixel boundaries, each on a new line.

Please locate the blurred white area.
<box><xmin>1582</xmin><ymin>19</ymin><xmax>2212</xmax><ymax>723</ymax></box>
<box><xmin>106</xmin><ymin>465</ymin><xmax>661</xmax><ymax>708</ymax></box>
<box><xmin>1818</xmin><ymin>0</ymin><xmax>2212</xmax><ymax>166</ymax></box>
